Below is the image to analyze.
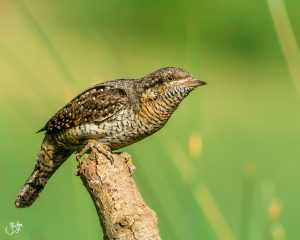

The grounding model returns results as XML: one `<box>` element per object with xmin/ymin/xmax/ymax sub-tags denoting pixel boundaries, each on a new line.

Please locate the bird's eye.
<box><xmin>167</xmin><ymin>75</ymin><xmax>173</xmax><ymax>81</ymax></box>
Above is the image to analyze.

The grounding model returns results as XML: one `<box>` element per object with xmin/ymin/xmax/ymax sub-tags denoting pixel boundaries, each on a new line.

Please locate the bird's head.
<box><xmin>137</xmin><ymin>67</ymin><xmax>206</xmax><ymax>105</ymax></box>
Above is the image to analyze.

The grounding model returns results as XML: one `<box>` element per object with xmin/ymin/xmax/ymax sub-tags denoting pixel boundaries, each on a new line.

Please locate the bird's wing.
<box><xmin>38</xmin><ymin>84</ymin><xmax>128</xmax><ymax>133</ymax></box>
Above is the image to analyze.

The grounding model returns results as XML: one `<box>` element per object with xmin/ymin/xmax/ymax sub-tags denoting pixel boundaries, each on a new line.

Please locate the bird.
<box><xmin>15</xmin><ymin>67</ymin><xmax>206</xmax><ymax>208</ymax></box>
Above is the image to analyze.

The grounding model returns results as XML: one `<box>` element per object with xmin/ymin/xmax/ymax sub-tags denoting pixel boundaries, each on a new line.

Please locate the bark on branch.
<box><xmin>76</xmin><ymin>140</ymin><xmax>161</xmax><ymax>240</ymax></box>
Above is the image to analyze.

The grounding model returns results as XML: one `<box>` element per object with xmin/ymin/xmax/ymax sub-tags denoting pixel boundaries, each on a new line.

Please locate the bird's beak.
<box><xmin>177</xmin><ymin>78</ymin><xmax>207</xmax><ymax>88</ymax></box>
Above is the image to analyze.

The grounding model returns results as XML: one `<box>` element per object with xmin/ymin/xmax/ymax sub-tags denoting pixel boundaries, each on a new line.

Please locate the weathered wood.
<box><xmin>76</xmin><ymin>140</ymin><xmax>161</xmax><ymax>240</ymax></box>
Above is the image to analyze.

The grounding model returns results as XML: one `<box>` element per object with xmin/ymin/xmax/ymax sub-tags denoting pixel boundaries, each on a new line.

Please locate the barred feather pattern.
<box><xmin>15</xmin><ymin>136</ymin><xmax>71</xmax><ymax>208</ymax></box>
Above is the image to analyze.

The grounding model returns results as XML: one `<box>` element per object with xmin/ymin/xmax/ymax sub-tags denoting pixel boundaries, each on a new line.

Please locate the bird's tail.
<box><xmin>15</xmin><ymin>137</ymin><xmax>71</xmax><ymax>208</ymax></box>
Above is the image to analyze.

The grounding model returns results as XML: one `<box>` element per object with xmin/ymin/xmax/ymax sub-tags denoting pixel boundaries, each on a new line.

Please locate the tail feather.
<box><xmin>15</xmin><ymin>137</ymin><xmax>71</xmax><ymax>208</ymax></box>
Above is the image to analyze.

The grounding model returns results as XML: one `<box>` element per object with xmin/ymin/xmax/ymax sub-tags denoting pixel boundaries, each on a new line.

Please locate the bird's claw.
<box><xmin>76</xmin><ymin>139</ymin><xmax>114</xmax><ymax>164</ymax></box>
<box><xmin>94</xmin><ymin>143</ymin><xmax>114</xmax><ymax>164</ymax></box>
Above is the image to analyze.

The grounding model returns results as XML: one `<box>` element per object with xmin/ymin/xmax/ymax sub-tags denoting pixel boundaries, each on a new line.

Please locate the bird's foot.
<box><xmin>94</xmin><ymin>142</ymin><xmax>114</xmax><ymax>164</ymax></box>
<box><xmin>76</xmin><ymin>139</ymin><xmax>114</xmax><ymax>164</ymax></box>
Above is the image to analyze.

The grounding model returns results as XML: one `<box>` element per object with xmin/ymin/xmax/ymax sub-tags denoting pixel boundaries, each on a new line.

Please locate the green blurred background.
<box><xmin>0</xmin><ymin>0</ymin><xmax>299</xmax><ymax>239</ymax></box>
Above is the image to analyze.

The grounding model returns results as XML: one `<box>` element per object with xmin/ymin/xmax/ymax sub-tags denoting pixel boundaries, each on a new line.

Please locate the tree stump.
<box><xmin>76</xmin><ymin>140</ymin><xmax>161</xmax><ymax>240</ymax></box>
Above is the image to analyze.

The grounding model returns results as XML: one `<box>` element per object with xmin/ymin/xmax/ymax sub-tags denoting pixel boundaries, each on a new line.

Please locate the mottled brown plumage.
<box><xmin>38</xmin><ymin>87</ymin><xmax>128</xmax><ymax>132</ymax></box>
<box><xmin>15</xmin><ymin>67</ymin><xmax>206</xmax><ymax>208</ymax></box>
